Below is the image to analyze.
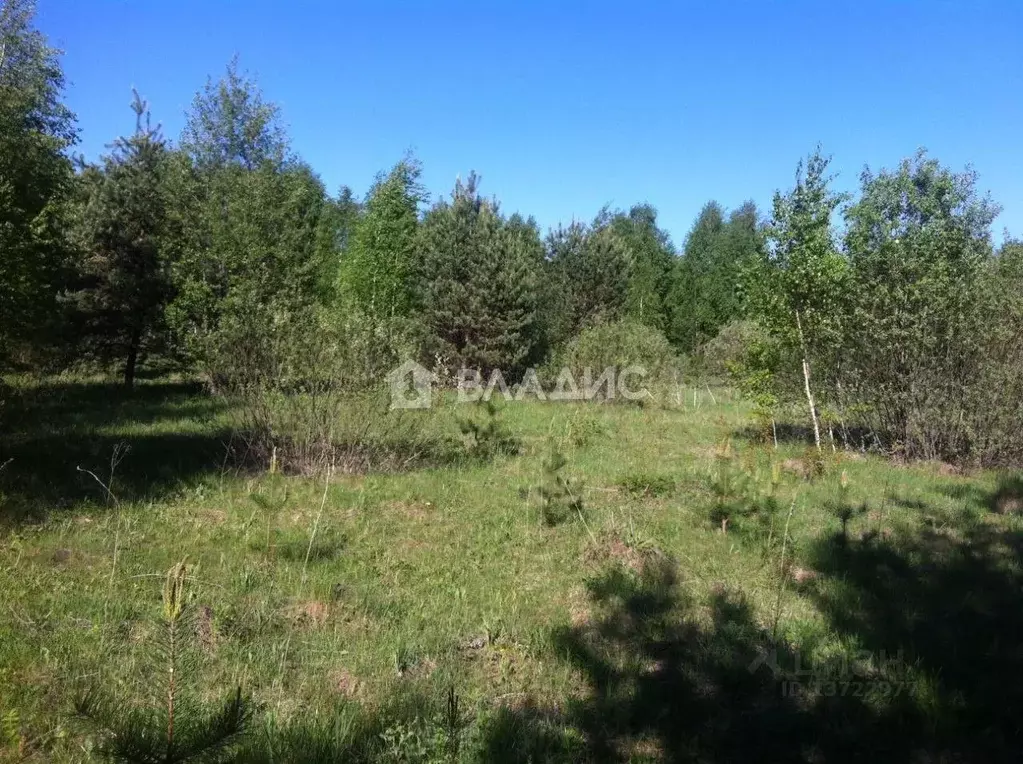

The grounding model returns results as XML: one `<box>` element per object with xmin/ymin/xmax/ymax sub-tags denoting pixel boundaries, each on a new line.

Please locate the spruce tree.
<box><xmin>69</xmin><ymin>91</ymin><xmax>169</xmax><ymax>387</ymax></box>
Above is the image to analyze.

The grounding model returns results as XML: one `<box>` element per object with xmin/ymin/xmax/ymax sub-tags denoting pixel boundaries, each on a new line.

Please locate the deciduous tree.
<box><xmin>752</xmin><ymin>149</ymin><xmax>847</xmax><ymax>450</ymax></box>
<box><xmin>337</xmin><ymin>158</ymin><xmax>424</xmax><ymax>321</ymax></box>
<box><xmin>0</xmin><ymin>0</ymin><xmax>76</xmax><ymax>365</ymax></box>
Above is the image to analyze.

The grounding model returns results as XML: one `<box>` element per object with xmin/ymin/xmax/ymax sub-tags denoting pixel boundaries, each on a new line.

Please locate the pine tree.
<box><xmin>544</xmin><ymin>214</ymin><xmax>631</xmax><ymax>348</ymax></box>
<box><xmin>166</xmin><ymin>61</ymin><xmax>334</xmax><ymax>377</ymax></box>
<box><xmin>418</xmin><ymin>174</ymin><xmax>540</xmax><ymax>377</ymax></box>
<box><xmin>69</xmin><ymin>91</ymin><xmax>169</xmax><ymax>387</ymax></box>
<box><xmin>667</xmin><ymin>201</ymin><xmax>724</xmax><ymax>351</ymax></box>
<box><xmin>667</xmin><ymin>201</ymin><xmax>764</xmax><ymax>352</ymax></box>
<box><xmin>505</xmin><ymin>212</ymin><xmax>548</xmax><ymax>364</ymax></box>
<box><xmin>76</xmin><ymin>562</ymin><xmax>250</xmax><ymax>762</ymax></box>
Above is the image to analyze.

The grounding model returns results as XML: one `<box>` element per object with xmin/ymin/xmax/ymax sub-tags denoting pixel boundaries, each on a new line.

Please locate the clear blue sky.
<box><xmin>39</xmin><ymin>0</ymin><xmax>1023</xmax><ymax>245</ymax></box>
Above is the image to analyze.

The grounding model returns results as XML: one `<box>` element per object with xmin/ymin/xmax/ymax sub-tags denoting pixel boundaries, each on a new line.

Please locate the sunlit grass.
<box><xmin>0</xmin><ymin>377</ymin><xmax>1018</xmax><ymax>760</ymax></box>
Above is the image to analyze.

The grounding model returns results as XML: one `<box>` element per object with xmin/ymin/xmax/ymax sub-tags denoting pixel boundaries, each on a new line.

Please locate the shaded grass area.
<box><xmin>0</xmin><ymin>376</ymin><xmax>229</xmax><ymax>523</ymax></box>
<box><xmin>1</xmin><ymin>377</ymin><xmax>1022</xmax><ymax>760</ymax></box>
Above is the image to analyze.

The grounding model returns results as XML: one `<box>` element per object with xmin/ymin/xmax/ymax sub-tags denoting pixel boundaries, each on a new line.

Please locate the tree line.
<box><xmin>0</xmin><ymin>3</ymin><xmax>765</xmax><ymax>383</ymax></box>
<box><xmin>2</xmin><ymin>0</ymin><xmax>1020</xmax><ymax>465</ymax></box>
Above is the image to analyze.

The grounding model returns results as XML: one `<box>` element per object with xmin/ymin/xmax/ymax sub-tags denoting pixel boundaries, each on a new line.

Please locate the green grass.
<box><xmin>1</xmin><ymin>376</ymin><xmax>1022</xmax><ymax>761</ymax></box>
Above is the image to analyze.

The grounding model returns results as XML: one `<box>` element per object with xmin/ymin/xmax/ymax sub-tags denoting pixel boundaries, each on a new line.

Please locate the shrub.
<box><xmin>564</xmin><ymin>409</ymin><xmax>610</xmax><ymax>448</ymax></box>
<box><xmin>457</xmin><ymin>400</ymin><xmax>521</xmax><ymax>461</ymax></box>
<box><xmin>697</xmin><ymin>320</ymin><xmax>768</xmax><ymax>382</ymax></box>
<box><xmin>214</xmin><ymin>307</ymin><xmax>448</xmax><ymax>475</ymax></box>
<box><xmin>547</xmin><ymin>320</ymin><xmax>680</xmax><ymax>401</ymax></box>
<box><xmin>741</xmin><ymin>156</ymin><xmax>1023</xmax><ymax>467</ymax></box>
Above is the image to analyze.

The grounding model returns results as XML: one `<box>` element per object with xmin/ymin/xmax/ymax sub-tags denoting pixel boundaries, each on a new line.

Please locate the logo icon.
<box><xmin>386</xmin><ymin>360</ymin><xmax>439</xmax><ymax>410</ymax></box>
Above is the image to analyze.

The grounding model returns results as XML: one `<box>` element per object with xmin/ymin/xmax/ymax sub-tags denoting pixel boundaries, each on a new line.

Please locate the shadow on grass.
<box><xmin>941</xmin><ymin>473</ymin><xmax>1023</xmax><ymax>516</ymax></box>
<box><xmin>483</xmin><ymin>507</ymin><xmax>1023</xmax><ymax>763</ymax></box>
<box><xmin>1</xmin><ymin>377</ymin><xmax>215</xmax><ymax>432</ymax></box>
<box><xmin>1</xmin><ymin>378</ymin><xmax>230</xmax><ymax>523</ymax></box>
<box><xmin>803</xmin><ymin>513</ymin><xmax>1023</xmax><ymax>760</ymax></box>
<box><xmin>480</xmin><ymin>556</ymin><xmax>916</xmax><ymax>763</ymax></box>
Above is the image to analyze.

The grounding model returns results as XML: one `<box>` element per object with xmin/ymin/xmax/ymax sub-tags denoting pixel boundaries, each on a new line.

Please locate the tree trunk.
<box><xmin>124</xmin><ymin>329</ymin><xmax>140</xmax><ymax>388</ymax></box>
<box><xmin>795</xmin><ymin>311</ymin><xmax>822</xmax><ymax>452</ymax></box>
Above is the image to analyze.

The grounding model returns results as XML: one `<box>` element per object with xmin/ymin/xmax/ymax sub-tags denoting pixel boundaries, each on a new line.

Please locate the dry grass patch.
<box><xmin>382</xmin><ymin>498</ymin><xmax>436</xmax><ymax>520</ymax></box>
<box><xmin>285</xmin><ymin>599</ymin><xmax>332</xmax><ymax>629</ymax></box>
<box><xmin>582</xmin><ymin>529</ymin><xmax>655</xmax><ymax>574</ymax></box>
<box><xmin>330</xmin><ymin>667</ymin><xmax>365</xmax><ymax>699</ymax></box>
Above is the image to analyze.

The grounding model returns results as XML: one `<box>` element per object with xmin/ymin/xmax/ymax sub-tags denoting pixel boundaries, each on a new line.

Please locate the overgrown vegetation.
<box><xmin>2</xmin><ymin>381</ymin><xmax>1022</xmax><ymax>761</ymax></box>
<box><xmin>741</xmin><ymin>149</ymin><xmax>1023</xmax><ymax>466</ymax></box>
<box><xmin>3</xmin><ymin>3</ymin><xmax>1023</xmax><ymax>761</ymax></box>
<box><xmin>4</xmin><ymin>2</ymin><xmax>1020</xmax><ymax>470</ymax></box>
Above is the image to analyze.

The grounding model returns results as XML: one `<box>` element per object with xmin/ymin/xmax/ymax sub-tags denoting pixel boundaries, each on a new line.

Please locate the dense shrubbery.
<box><xmin>737</xmin><ymin>150</ymin><xmax>1023</xmax><ymax>466</ymax></box>
<box><xmin>550</xmin><ymin>320</ymin><xmax>681</xmax><ymax>388</ymax></box>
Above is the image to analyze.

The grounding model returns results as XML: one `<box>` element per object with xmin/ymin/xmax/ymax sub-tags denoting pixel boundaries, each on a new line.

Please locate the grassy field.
<box><xmin>1</xmin><ymin>376</ymin><xmax>1022</xmax><ymax>762</ymax></box>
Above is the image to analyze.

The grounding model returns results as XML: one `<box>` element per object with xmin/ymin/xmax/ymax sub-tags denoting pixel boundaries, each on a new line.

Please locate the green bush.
<box><xmin>698</xmin><ymin>320</ymin><xmax>771</xmax><ymax>382</ymax></box>
<box><xmin>211</xmin><ymin>307</ymin><xmax>448</xmax><ymax>475</ymax></box>
<box><xmin>547</xmin><ymin>320</ymin><xmax>680</xmax><ymax>401</ymax></box>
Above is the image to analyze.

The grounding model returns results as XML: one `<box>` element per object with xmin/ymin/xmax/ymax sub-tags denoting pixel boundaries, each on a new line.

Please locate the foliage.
<box><xmin>504</xmin><ymin>212</ymin><xmax>550</xmax><ymax>366</ymax></box>
<box><xmin>337</xmin><ymin>157</ymin><xmax>425</xmax><ymax>321</ymax></box>
<box><xmin>66</xmin><ymin>92</ymin><xmax>170</xmax><ymax>386</ymax></box>
<box><xmin>754</xmin><ymin>149</ymin><xmax>848</xmax><ymax>352</ymax></box>
<box><xmin>76</xmin><ymin>562</ymin><xmax>251</xmax><ymax>762</ymax></box>
<box><xmin>706</xmin><ymin>439</ymin><xmax>752</xmax><ymax>532</ymax></box>
<box><xmin>612</xmin><ymin>203</ymin><xmax>675</xmax><ymax>331</ymax></box>
<box><xmin>667</xmin><ymin>201</ymin><xmax>764</xmax><ymax>352</ymax></box>
<box><xmin>180</xmin><ymin>56</ymin><xmax>285</xmax><ymax>172</ymax></box>
<box><xmin>543</xmin><ymin>215</ymin><xmax>632</xmax><ymax>349</ymax></box>
<box><xmin>3</xmin><ymin>17</ymin><xmax>1023</xmax><ymax>482</ymax></box>
<box><xmin>744</xmin><ymin>148</ymin><xmax>847</xmax><ymax>450</ymax></box>
<box><xmin>218</xmin><ymin>315</ymin><xmax>446</xmax><ymax>474</ymax></box>
<box><xmin>740</xmin><ymin>149</ymin><xmax>1019</xmax><ymax>464</ymax></box>
<box><xmin>550</xmin><ymin>319</ymin><xmax>679</xmax><ymax>397</ymax></box>
<box><xmin>166</xmin><ymin>62</ymin><xmax>336</xmax><ymax>381</ymax></box>
<box><xmin>417</xmin><ymin>174</ymin><xmax>541</xmax><ymax>378</ymax></box>
<box><xmin>0</xmin><ymin>0</ymin><xmax>76</xmax><ymax>366</ymax></box>
<box><xmin>838</xmin><ymin>151</ymin><xmax>1005</xmax><ymax>462</ymax></box>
